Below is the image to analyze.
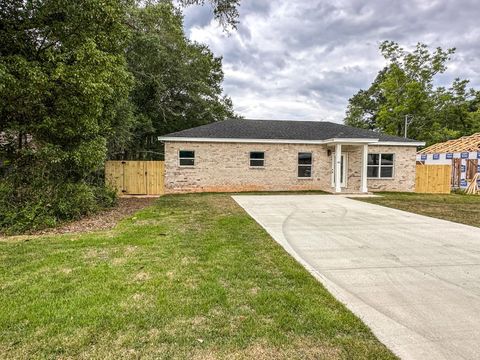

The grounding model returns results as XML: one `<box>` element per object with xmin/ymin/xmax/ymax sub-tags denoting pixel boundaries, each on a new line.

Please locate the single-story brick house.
<box><xmin>158</xmin><ymin>119</ymin><xmax>424</xmax><ymax>194</ymax></box>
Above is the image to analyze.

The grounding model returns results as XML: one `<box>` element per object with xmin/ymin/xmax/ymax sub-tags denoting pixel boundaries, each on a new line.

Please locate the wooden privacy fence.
<box><xmin>415</xmin><ymin>164</ymin><xmax>451</xmax><ymax>194</ymax></box>
<box><xmin>105</xmin><ymin>161</ymin><xmax>164</xmax><ymax>195</ymax></box>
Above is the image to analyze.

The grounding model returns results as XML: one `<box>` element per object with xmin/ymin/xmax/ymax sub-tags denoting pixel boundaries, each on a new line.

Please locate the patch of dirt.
<box><xmin>35</xmin><ymin>197</ymin><xmax>156</xmax><ymax>236</ymax></box>
<box><xmin>133</xmin><ymin>271</ymin><xmax>151</xmax><ymax>282</ymax></box>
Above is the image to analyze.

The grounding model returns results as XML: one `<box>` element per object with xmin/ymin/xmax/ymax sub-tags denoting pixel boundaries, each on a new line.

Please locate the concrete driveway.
<box><xmin>232</xmin><ymin>195</ymin><xmax>480</xmax><ymax>360</ymax></box>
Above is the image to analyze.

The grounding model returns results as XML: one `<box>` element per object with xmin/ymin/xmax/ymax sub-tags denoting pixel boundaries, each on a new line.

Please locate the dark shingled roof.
<box><xmin>161</xmin><ymin>119</ymin><xmax>421</xmax><ymax>143</ymax></box>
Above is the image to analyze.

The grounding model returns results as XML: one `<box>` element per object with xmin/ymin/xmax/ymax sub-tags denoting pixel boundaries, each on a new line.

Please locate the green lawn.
<box><xmin>0</xmin><ymin>193</ymin><xmax>395</xmax><ymax>359</ymax></box>
<box><xmin>357</xmin><ymin>192</ymin><xmax>480</xmax><ymax>228</ymax></box>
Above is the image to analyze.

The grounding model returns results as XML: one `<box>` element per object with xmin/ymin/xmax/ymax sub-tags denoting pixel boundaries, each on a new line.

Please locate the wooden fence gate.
<box><xmin>105</xmin><ymin>161</ymin><xmax>164</xmax><ymax>195</ymax></box>
<box><xmin>415</xmin><ymin>164</ymin><xmax>451</xmax><ymax>194</ymax></box>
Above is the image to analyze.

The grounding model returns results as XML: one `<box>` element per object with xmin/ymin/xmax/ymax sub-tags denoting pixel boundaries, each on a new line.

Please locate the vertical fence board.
<box><xmin>124</xmin><ymin>161</ymin><xmax>146</xmax><ymax>195</ymax></box>
<box><xmin>145</xmin><ymin>161</ymin><xmax>165</xmax><ymax>195</ymax></box>
<box><xmin>105</xmin><ymin>161</ymin><xmax>164</xmax><ymax>195</ymax></box>
<box><xmin>105</xmin><ymin>161</ymin><xmax>124</xmax><ymax>195</ymax></box>
<box><xmin>415</xmin><ymin>165</ymin><xmax>451</xmax><ymax>194</ymax></box>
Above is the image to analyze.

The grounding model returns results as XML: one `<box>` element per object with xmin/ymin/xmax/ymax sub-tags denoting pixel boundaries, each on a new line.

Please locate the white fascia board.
<box><xmin>158</xmin><ymin>137</ymin><xmax>329</xmax><ymax>144</ymax></box>
<box><xmin>158</xmin><ymin>137</ymin><xmax>378</xmax><ymax>145</ymax></box>
<box><xmin>325</xmin><ymin>138</ymin><xmax>378</xmax><ymax>144</ymax></box>
<box><xmin>375</xmin><ymin>141</ymin><xmax>426</xmax><ymax>146</ymax></box>
<box><xmin>158</xmin><ymin>136</ymin><xmax>424</xmax><ymax>146</ymax></box>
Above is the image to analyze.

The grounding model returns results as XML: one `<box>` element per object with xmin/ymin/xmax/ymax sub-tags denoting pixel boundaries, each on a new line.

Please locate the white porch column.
<box><xmin>334</xmin><ymin>143</ymin><xmax>342</xmax><ymax>193</ymax></box>
<box><xmin>360</xmin><ymin>144</ymin><xmax>369</xmax><ymax>193</ymax></box>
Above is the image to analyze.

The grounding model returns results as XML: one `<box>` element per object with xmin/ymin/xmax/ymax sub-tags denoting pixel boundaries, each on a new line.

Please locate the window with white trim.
<box><xmin>250</xmin><ymin>151</ymin><xmax>265</xmax><ymax>167</ymax></box>
<box><xmin>367</xmin><ymin>153</ymin><xmax>394</xmax><ymax>178</ymax></box>
<box><xmin>179</xmin><ymin>150</ymin><xmax>195</xmax><ymax>166</ymax></box>
<box><xmin>298</xmin><ymin>152</ymin><xmax>312</xmax><ymax>178</ymax></box>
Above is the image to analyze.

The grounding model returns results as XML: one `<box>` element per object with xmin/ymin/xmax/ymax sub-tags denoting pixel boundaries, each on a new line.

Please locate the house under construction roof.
<box><xmin>418</xmin><ymin>133</ymin><xmax>480</xmax><ymax>154</ymax></box>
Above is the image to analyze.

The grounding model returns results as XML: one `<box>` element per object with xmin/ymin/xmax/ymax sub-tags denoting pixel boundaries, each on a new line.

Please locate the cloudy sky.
<box><xmin>183</xmin><ymin>0</ymin><xmax>480</xmax><ymax>123</ymax></box>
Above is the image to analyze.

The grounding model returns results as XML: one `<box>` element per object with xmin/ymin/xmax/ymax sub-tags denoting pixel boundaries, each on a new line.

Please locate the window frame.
<box><xmin>178</xmin><ymin>150</ymin><xmax>195</xmax><ymax>167</ymax></box>
<box><xmin>297</xmin><ymin>152</ymin><xmax>313</xmax><ymax>179</ymax></box>
<box><xmin>367</xmin><ymin>153</ymin><xmax>395</xmax><ymax>179</ymax></box>
<box><xmin>249</xmin><ymin>151</ymin><xmax>265</xmax><ymax>168</ymax></box>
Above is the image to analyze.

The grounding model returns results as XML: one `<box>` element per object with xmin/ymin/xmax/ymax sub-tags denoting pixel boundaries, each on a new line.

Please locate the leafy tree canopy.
<box><xmin>111</xmin><ymin>1</ymin><xmax>236</xmax><ymax>160</ymax></box>
<box><xmin>0</xmin><ymin>0</ymin><xmax>239</xmax><ymax>232</ymax></box>
<box><xmin>1</xmin><ymin>0</ymin><xmax>133</xmax><ymax>172</ymax></box>
<box><xmin>179</xmin><ymin>0</ymin><xmax>240</xmax><ymax>28</ymax></box>
<box><xmin>345</xmin><ymin>41</ymin><xmax>480</xmax><ymax>145</ymax></box>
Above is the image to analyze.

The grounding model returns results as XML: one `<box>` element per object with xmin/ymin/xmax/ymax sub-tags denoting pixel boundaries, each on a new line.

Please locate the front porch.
<box><xmin>327</xmin><ymin>140</ymin><xmax>375</xmax><ymax>194</ymax></box>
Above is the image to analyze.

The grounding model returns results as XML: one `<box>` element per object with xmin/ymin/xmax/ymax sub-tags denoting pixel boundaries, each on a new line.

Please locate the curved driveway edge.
<box><xmin>232</xmin><ymin>195</ymin><xmax>480</xmax><ymax>360</ymax></box>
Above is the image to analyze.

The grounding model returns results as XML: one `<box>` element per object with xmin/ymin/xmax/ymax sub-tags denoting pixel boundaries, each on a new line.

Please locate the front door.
<box><xmin>331</xmin><ymin>154</ymin><xmax>347</xmax><ymax>188</ymax></box>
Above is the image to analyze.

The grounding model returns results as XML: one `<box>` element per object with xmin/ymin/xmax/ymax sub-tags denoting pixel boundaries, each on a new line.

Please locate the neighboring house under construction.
<box><xmin>417</xmin><ymin>133</ymin><xmax>480</xmax><ymax>190</ymax></box>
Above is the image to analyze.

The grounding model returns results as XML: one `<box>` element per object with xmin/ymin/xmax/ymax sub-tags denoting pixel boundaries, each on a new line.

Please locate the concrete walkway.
<box><xmin>232</xmin><ymin>195</ymin><xmax>480</xmax><ymax>360</ymax></box>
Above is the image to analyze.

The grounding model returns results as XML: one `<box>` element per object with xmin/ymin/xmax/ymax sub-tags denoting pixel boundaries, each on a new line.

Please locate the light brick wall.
<box><xmin>164</xmin><ymin>142</ymin><xmax>417</xmax><ymax>194</ymax></box>
<box><xmin>366</xmin><ymin>145</ymin><xmax>417</xmax><ymax>192</ymax></box>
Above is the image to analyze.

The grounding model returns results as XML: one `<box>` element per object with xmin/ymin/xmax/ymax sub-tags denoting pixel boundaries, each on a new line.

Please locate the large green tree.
<box><xmin>345</xmin><ymin>41</ymin><xmax>480</xmax><ymax>145</ymax></box>
<box><xmin>0</xmin><ymin>0</ymin><xmax>133</xmax><ymax>171</ymax></box>
<box><xmin>111</xmin><ymin>2</ymin><xmax>236</xmax><ymax>160</ymax></box>
<box><xmin>0</xmin><ymin>0</ymin><xmax>239</xmax><ymax>232</ymax></box>
<box><xmin>0</xmin><ymin>0</ymin><xmax>135</xmax><ymax>232</ymax></box>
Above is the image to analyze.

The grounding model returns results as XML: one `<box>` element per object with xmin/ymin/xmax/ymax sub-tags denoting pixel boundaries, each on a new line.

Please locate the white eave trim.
<box><xmin>158</xmin><ymin>136</ymin><xmax>380</xmax><ymax>145</ymax></box>
<box><xmin>375</xmin><ymin>141</ymin><xmax>426</xmax><ymax>146</ymax></box>
<box><xmin>326</xmin><ymin>138</ymin><xmax>378</xmax><ymax>144</ymax></box>
<box><xmin>158</xmin><ymin>136</ymin><xmax>425</xmax><ymax>146</ymax></box>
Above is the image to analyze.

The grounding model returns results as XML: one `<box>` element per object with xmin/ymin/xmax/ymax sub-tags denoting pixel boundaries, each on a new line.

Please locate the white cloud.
<box><xmin>184</xmin><ymin>0</ymin><xmax>480</xmax><ymax>122</ymax></box>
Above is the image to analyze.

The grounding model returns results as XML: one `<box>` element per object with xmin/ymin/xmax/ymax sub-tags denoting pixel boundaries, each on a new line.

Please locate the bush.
<box><xmin>53</xmin><ymin>182</ymin><xmax>115</xmax><ymax>220</ymax></box>
<box><xmin>0</xmin><ymin>176</ymin><xmax>116</xmax><ymax>235</ymax></box>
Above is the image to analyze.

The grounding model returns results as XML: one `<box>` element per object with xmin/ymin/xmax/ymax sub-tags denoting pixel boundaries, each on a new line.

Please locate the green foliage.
<box><xmin>345</xmin><ymin>41</ymin><xmax>480</xmax><ymax>145</ymax></box>
<box><xmin>179</xmin><ymin>0</ymin><xmax>240</xmax><ymax>28</ymax></box>
<box><xmin>343</xmin><ymin>68</ymin><xmax>387</xmax><ymax>130</ymax></box>
<box><xmin>109</xmin><ymin>2</ymin><xmax>236</xmax><ymax>160</ymax></box>
<box><xmin>0</xmin><ymin>0</ymin><xmax>133</xmax><ymax>233</ymax></box>
<box><xmin>0</xmin><ymin>169</ymin><xmax>116</xmax><ymax>234</ymax></box>
<box><xmin>0</xmin><ymin>0</ymin><xmax>239</xmax><ymax>233</ymax></box>
<box><xmin>1</xmin><ymin>0</ymin><xmax>134</xmax><ymax>169</ymax></box>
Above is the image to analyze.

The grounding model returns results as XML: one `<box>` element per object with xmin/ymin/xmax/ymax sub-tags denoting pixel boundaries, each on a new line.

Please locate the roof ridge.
<box><xmin>239</xmin><ymin>118</ymin><xmax>328</xmax><ymax>123</ymax></box>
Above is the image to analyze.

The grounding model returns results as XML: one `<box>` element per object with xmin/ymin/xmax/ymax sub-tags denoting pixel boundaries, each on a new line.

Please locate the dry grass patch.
<box><xmin>191</xmin><ymin>338</ymin><xmax>342</xmax><ymax>360</ymax></box>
